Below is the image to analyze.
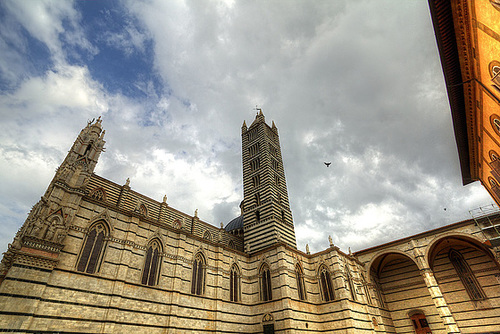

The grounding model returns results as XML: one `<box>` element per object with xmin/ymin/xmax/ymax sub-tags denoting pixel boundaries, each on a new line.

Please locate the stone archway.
<box><xmin>428</xmin><ymin>236</ymin><xmax>500</xmax><ymax>332</ymax></box>
<box><xmin>370</xmin><ymin>252</ymin><xmax>446</xmax><ymax>334</ymax></box>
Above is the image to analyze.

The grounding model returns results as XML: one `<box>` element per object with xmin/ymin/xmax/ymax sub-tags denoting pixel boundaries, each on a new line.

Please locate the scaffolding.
<box><xmin>469</xmin><ymin>204</ymin><xmax>500</xmax><ymax>247</ymax></box>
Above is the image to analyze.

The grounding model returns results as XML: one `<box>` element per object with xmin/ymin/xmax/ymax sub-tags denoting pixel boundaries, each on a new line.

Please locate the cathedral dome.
<box><xmin>225</xmin><ymin>215</ymin><xmax>243</xmax><ymax>232</ymax></box>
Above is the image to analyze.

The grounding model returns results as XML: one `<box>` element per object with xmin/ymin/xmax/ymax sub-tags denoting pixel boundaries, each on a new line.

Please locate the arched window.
<box><xmin>191</xmin><ymin>253</ymin><xmax>206</xmax><ymax>295</ymax></box>
<box><xmin>489</xmin><ymin>150</ymin><xmax>500</xmax><ymax>182</ymax></box>
<box><xmin>230</xmin><ymin>264</ymin><xmax>241</xmax><ymax>302</ymax></box>
<box><xmin>295</xmin><ymin>264</ymin><xmax>307</xmax><ymax>301</ymax></box>
<box><xmin>345</xmin><ymin>266</ymin><xmax>356</xmax><ymax>301</ymax></box>
<box><xmin>489</xmin><ymin>60</ymin><xmax>500</xmax><ymax>85</ymax></box>
<box><xmin>77</xmin><ymin>222</ymin><xmax>107</xmax><ymax>274</ymax></box>
<box><xmin>489</xmin><ymin>177</ymin><xmax>500</xmax><ymax>199</ymax></box>
<box><xmin>141</xmin><ymin>239</ymin><xmax>162</xmax><ymax>286</ymax></box>
<box><xmin>228</xmin><ymin>240</ymin><xmax>235</xmax><ymax>249</ymax></box>
<box><xmin>260</xmin><ymin>263</ymin><xmax>272</xmax><ymax>301</ymax></box>
<box><xmin>490</xmin><ymin>114</ymin><xmax>500</xmax><ymax>135</ymax></box>
<box><xmin>203</xmin><ymin>230</ymin><xmax>211</xmax><ymax>241</ymax></box>
<box><xmin>319</xmin><ymin>265</ymin><xmax>335</xmax><ymax>302</ymax></box>
<box><xmin>255</xmin><ymin>193</ymin><xmax>261</xmax><ymax>206</ymax></box>
<box><xmin>449</xmin><ymin>249</ymin><xmax>486</xmax><ymax>300</ymax></box>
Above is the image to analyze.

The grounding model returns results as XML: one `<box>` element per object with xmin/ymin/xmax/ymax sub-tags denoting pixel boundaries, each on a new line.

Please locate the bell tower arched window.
<box><xmin>77</xmin><ymin>222</ymin><xmax>107</xmax><ymax>274</ymax></box>
<box><xmin>141</xmin><ymin>239</ymin><xmax>162</xmax><ymax>286</ymax></box>
<box><xmin>260</xmin><ymin>263</ymin><xmax>272</xmax><ymax>301</ymax></box>
<box><xmin>191</xmin><ymin>253</ymin><xmax>206</xmax><ymax>295</ymax></box>
<box><xmin>319</xmin><ymin>265</ymin><xmax>335</xmax><ymax>302</ymax></box>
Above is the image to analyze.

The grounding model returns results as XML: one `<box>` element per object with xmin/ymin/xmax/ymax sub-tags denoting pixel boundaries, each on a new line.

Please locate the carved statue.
<box><xmin>28</xmin><ymin>219</ymin><xmax>44</xmax><ymax>237</ymax></box>
<box><xmin>329</xmin><ymin>235</ymin><xmax>333</xmax><ymax>246</ymax></box>
<box><xmin>45</xmin><ymin>225</ymin><xmax>55</xmax><ymax>241</ymax></box>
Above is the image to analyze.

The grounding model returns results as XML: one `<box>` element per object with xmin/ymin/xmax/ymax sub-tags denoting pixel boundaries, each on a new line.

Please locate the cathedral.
<box><xmin>2</xmin><ymin>0</ymin><xmax>500</xmax><ymax>332</ymax></box>
<box><xmin>0</xmin><ymin>112</ymin><xmax>499</xmax><ymax>334</ymax></box>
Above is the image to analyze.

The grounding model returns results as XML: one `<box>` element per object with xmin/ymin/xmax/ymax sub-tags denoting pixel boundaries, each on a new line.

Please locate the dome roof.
<box><xmin>225</xmin><ymin>215</ymin><xmax>243</xmax><ymax>232</ymax></box>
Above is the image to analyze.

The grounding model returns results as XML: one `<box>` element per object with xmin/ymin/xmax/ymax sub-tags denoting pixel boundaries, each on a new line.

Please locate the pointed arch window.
<box><xmin>295</xmin><ymin>264</ymin><xmax>307</xmax><ymax>301</ymax></box>
<box><xmin>260</xmin><ymin>263</ymin><xmax>273</xmax><ymax>301</ymax></box>
<box><xmin>449</xmin><ymin>249</ymin><xmax>486</xmax><ymax>300</ymax></box>
<box><xmin>489</xmin><ymin>60</ymin><xmax>500</xmax><ymax>86</ymax></box>
<box><xmin>230</xmin><ymin>264</ymin><xmax>241</xmax><ymax>302</ymax></box>
<box><xmin>203</xmin><ymin>231</ymin><xmax>211</xmax><ymax>241</ymax></box>
<box><xmin>346</xmin><ymin>266</ymin><xmax>356</xmax><ymax>301</ymax></box>
<box><xmin>489</xmin><ymin>177</ymin><xmax>500</xmax><ymax>199</ymax></box>
<box><xmin>319</xmin><ymin>265</ymin><xmax>335</xmax><ymax>302</ymax></box>
<box><xmin>77</xmin><ymin>222</ymin><xmax>107</xmax><ymax>274</ymax></box>
<box><xmin>141</xmin><ymin>239</ymin><xmax>162</xmax><ymax>286</ymax></box>
<box><xmin>191</xmin><ymin>253</ymin><xmax>206</xmax><ymax>295</ymax></box>
<box><xmin>489</xmin><ymin>150</ymin><xmax>500</xmax><ymax>182</ymax></box>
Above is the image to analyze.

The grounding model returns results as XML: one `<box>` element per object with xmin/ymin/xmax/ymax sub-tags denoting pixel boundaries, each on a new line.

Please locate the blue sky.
<box><xmin>0</xmin><ymin>0</ymin><xmax>494</xmax><ymax>255</ymax></box>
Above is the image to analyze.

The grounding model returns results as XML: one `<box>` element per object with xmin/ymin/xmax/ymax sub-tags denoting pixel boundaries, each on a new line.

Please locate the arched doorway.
<box><xmin>409</xmin><ymin>311</ymin><xmax>432</xmax><ymax>334</ymax></box>
<box><xmin>262</xmin><ymin>313</ymin><xmax>274</xmax><ymax>334</ymax></box>
<box><xmin>428</xmin><ymin>236</ymin><xmax>500</xmax><ymax>331</ymax></box>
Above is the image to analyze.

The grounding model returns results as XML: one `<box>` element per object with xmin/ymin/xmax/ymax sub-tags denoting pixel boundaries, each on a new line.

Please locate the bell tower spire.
<box><xmin>0</xmin><ymin>117</ymin><xmax>106</xmax><ymax>278</ymax></box>
<box><xmin>241</xmin><ymin>110</ymin><xmax>296</xmax><ymax>254</ymax></box>
<box><xmin>54</xmin><ymin>116</ymin><xmax>105</xmax><ymax>188</ymax></box>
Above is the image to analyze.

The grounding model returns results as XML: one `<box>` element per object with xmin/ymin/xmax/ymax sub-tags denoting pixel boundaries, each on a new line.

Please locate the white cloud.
<box><xmin>0</xmin><ymin>0</ymin><xmax>494</xmax><ymax>257</ymax></box>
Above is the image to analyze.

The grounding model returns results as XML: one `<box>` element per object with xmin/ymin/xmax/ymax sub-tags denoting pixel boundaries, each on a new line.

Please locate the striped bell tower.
<box><xmin>241</xmin><ymin>110</ymin><xmax>297</xmax><ymax>254</ymax></box>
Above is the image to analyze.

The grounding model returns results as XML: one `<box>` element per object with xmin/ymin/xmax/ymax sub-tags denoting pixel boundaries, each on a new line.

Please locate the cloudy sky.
<box><xmin>0</xmin><ymin>0</ymin><xmax>494</xmax><ymax>255</ymax></box>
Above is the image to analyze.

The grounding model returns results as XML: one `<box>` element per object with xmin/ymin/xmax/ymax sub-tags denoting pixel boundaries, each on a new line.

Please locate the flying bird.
<box><xmin>324</xmin><ymin>162</ymin><xmax>331</xmax><ymax>167</ymax></box>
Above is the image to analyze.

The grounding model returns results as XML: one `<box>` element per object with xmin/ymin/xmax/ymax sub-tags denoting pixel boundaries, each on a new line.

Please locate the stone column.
<box><xmin>409</xmin><ymin>239</ymin><xmax>460</xmax><ymax>333</ymax></box>
<box><xmin>420</xmin><ymin>268</ymin><xmax>460</xmax><ymax>333</ymax></box>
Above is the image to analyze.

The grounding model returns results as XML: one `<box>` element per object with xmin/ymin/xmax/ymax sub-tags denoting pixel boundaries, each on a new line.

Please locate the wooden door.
<box><xmin>410</xmin><ymin>313</ymin><xmax>432</xmax><ymax>334</ymax></box>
